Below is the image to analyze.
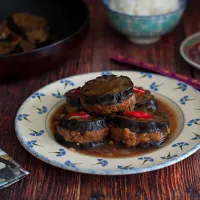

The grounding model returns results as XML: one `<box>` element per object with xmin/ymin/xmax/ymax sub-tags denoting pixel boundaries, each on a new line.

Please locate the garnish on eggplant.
<box><xmin>81</xmin><ymin>75</ymin><xmax>136</xmax><ymax>115</ymax></box>
<box><xmin>110</xmin><ymin>110</ymin><xmax>170</xmax><ymax>147</ymax></box>
<box><xmin>56</xmin><ymin>112</ymin><xmax>109</xmax><ymax>148</ymax></box>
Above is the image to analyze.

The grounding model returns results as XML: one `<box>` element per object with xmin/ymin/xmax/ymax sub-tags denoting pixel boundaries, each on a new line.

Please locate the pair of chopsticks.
<box><xmin>110</xmin><ymin>55</ymin><xmax>200</xmax><ymax>90</ymax></box>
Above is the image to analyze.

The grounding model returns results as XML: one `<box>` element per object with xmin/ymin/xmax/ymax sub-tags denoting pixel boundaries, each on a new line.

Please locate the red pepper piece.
<box><xmin>123</xmin><ymin>111</ymin><xmax>152</xmax><ymax>119</ymax></box>
<box><xmin>66</xmin><ymin>112</ymin><xmax>90</xmax><ymax>119</ymax></box>
<box><xmin>133</xmin><ymin>87</ymin><xmax>145</xmax><ymax>94</ymax></box>
<box><xmin>72</xmin><ymin>88</ymin><xmax>81</xmax><ymax>95</ymax></box>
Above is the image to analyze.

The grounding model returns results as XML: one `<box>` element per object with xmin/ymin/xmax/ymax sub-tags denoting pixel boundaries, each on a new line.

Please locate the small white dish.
<box><xmin>180</xmin><ymin>32</ymin><xmax>200</xmax><ymax>70</ymax></box>
<box><xmin>15</xmin><ymin>71</ymin><xmax>200</xmax><ymax>175</ymax></box>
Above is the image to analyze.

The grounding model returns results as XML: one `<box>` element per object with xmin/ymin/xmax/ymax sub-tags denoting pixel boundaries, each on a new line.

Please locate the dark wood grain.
<box><xmin>0</xmin><ymin>1</ymin><xmax>200</xmax><ymax>199</ymax></box>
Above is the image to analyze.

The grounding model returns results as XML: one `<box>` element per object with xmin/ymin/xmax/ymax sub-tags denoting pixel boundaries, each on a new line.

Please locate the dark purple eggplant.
<box><xmin>81</xmin><ymin>75</ymin><xmax>134</xmax><ymax>106</ymax></box>
<box><xmin>58</xmin><ymin>115</ymin><xmax>107</xmax><ymax>132</ymax></box>
<box><xmin>113</xmin><ymin>110</ymin><xmax>169</xmax><ymax>133</ymax></box>
<box><xmin>135</xmin><ymin>88</ymin><xmax>157</xmax><ymax>110</ymax></box>
<box><xmin>64</xmin><ymin>87</ymin><xmax>82</xmax><ymax>107</ymax></box>
<box><xmin>55</xmin><ymin>132</ymin><xmax>105</xmax><ymax>149</ymax></box>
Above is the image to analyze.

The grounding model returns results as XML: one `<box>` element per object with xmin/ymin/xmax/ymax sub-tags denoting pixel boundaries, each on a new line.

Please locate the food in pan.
<box><xmin>81</xmin><ymin>75</ymin><xmax>136</xmax><ymax>115</ymax></box>
<box><xmin>64</xmin><ymin>87</ymin><xmax>82</xmax><ymax>113</ymax></box>
<box><xmin>0</xmin><ymin>12</ymin><xmax>50</xmax><ymax>55</ymax></box>
<box><xmin>11</xmin><ymin>13</ymin><xmax>48</xmax><ymax>31</ymax></box>
<box><xmin>55</xmin><ymin>112</ymin><xmax>109</xmax><ymax>148</ymax></box>
<box><xmin>0</xmin><ymin>41</ymin><xmax>16</xmax><ymax>55</ymax></box>
<box><xmin>51</xmin><ymin>74</ymin><xmax>174</xmax><ymax>157</ymax></box>
<box><xmin>134</xmin><ymin>87</ymin><xmax>157</xmax><ymax>110</ymax></box>
<box><xmin>110</xmin><ymin>110</ymin><xmax>170</xmax><ymax>147</ymax></box>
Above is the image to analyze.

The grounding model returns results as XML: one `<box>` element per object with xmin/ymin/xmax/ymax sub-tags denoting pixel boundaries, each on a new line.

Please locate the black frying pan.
<box><xmin>0</xmin><ymin>0</ymin><xmax>89</xmax><ymax>81</ymax></box>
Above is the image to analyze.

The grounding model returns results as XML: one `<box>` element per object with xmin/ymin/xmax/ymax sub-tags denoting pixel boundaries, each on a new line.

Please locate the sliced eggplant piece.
<box><xmin>58</xmin><ymin>114</ymin><xmax>107</xmax><ymax>132</ymax></box>
<box><xmin>81</xmin><ymin>75</ymin><xmax>136</xmax><ymax>115</ymax></box>
<box><xmin>112</xmin><ymin>110</ymin><xmax>169</xmax><ymax>133</ymax></box>
<box><xmin>81</xmin><ymin>75</ymin><xmax>134</xmax><ymax>105</ymax></box>
<box><xmin>56</xmin><ymin>113</ymin><xmax>109</xmax><ymax>147</ymax></box>
<box><xmin>135</xmin><ymin>88</ymin><xmax>157</xmax><ymax>110</ymax></box>
<box><xmin>65</xmin><ymin>87</ymin><xmax>82</xmax><ymax>107</ymax></box>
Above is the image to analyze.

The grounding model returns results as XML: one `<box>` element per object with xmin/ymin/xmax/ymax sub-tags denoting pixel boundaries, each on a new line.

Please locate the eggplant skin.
<box><xmin>112</xmin><ymin>112</ymin><xmax>169</xmax><ymax>133</ymax></box>
<box><xmin>135</xmin><ymin>90</ymin><xmax>158</xmax><ymax>110</ymax></box>
<box><xmin>64</xmin><ymin>88</ymin><xmax>81</xmax><ymax>107</ymax></box>
<box><xmin>81</xmin><ymin>75</ymin><xmax>134</xmax><ymax>106</ymax></box>
<box><xmin>55</xmin><ymin>132</ymin><xmax>105</xmax><ymax>149</ymax></box>
<box><xmin>58</xmin><ymin>117</ymin><xmax>107</xmax><ymax>132</ymax></box>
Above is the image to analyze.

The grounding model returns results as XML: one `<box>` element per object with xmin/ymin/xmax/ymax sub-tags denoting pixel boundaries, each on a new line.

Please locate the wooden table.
<box><xmin>1</xmin><ymin>1</ymin><xmax>200</xmax><ymax>199</ymax></box>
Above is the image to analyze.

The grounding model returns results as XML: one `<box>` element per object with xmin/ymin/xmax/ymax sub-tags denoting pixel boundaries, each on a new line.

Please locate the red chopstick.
<box><xmin>110</xmin><ymin>55</ymin><xmax>200</xmax><ymax>90</ymax></box>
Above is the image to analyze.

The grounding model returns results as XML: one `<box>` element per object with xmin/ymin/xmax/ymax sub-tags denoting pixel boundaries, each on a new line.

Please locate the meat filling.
<box><xmin>81</xmin><ymin>94</ymin><xmax>136</xmax><ymax>115</ymax></box>
<box><xmin>57</xmin><ymin>126</ymin><xmax>109</xmax><ymax>143</ymax></box>
<box><xmin>110</xmin><ymin>127</ymin><xmax>170</xmax><ymax>147</ymax></box>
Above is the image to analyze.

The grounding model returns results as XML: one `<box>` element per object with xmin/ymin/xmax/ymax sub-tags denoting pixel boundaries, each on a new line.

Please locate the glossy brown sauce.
<box><xmin>50</xmin><ymin>98</ymin><xmax>177</xmax><ymax>158</ymax></box>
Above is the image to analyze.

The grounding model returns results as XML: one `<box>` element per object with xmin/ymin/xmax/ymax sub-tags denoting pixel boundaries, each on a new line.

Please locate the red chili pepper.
<box><xmin>123</xmin><ymin>111</ymin><xmax>152</xmax><ymax>119</ymax></box>
<box><xmin>72</xmin><ymin>88</ymin><xmax>81</xmax><ymax>95</ymax></box>
<box><xmin>66</xmin><ymin>112</ymin><xmax>90</xmax><ymax>119</ymax></box>
<box><xmin>133</xmin><ymin>87</ymin><xmax>145</xmax><ymax>94</ymax></box>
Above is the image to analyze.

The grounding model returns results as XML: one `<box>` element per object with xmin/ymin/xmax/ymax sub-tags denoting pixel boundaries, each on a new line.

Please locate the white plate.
<box><xmin>180</xmin><ymin>32</ymin><xmax>200</xmax><ymax>70</ymax></box>
<box><xmin>15</xmin><ymin>71</ymin><xmax>200</xmax><ymax>175</ymax></box>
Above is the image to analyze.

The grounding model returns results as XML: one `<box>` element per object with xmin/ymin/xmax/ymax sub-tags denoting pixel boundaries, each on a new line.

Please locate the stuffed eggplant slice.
<box><xmin>110</xmin><ymin>110</ymin><xmax>170</xmax><ymax>147</ymax></box>
<box><xmin>81</xmin><ymin>75</ymin><xmax>136</xmax><ymax>115</ymax></box>
<box><xmin>64</xmin><ymin>87</ymin><xmax>82</xmax><ymax>113</ymax></box>
<box><xmin>56</xmin><ymin>112</ymin><xmax>109</xmax><ymax>148</ymax></box>
<box><xmin>134</xmin><ymin>87</ymin><xmax>157</xmax><ymax>110</ymax></box>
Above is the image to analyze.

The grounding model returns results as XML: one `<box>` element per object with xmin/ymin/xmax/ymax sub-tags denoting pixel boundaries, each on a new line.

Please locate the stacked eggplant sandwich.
<box><xmin>55</xmin><ymin>74</ymin><xmax>170</xmax><ymax>150</ymax></box>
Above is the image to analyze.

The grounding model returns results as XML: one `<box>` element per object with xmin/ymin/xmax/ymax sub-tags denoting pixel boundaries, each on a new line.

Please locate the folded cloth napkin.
<box><xmin>0</xmin><ymin>148</ymin><xmax>29</xmax><ymax>189</ymax></box>
<box><xmin>110</xmin><ymin>54</ymin><xmax>200</xmax><ymax>90</ymax></box>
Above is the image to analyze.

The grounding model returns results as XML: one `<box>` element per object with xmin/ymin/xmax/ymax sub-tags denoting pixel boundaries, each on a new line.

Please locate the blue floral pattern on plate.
<box><xmin>187</xmin><ymin>119</ymin><xmax>200</xmax><ymax>126</ymax></box>
<box><xmin>150</xmin><ymin>82</ymin><xmax>163</xmax><ymax>91</ymax></box>
<box><xmin>191</xmin><ymin>133</ymin><xmax>200</xmax><ymax>140</ymax></box>
<box><xmin>160</xmin><ymin>153</ymin><xmax>177</xmax><ymax>160</ymax></box>
<box><xmin>49</xmin><ymin>148</ymin><xmax>66</xmax><ymax>157</ymax></box>
<box><xmin>180</xmin><ymin>96</ymin><xmax>195</xmax><ymax>105</ymax></box>
<box><xmin>27</xmin><ymin>140</ymin><xmax>42</xmax><ymax>148</ymax></box>
<box><xmin>118</xmin><ymin>164</ymin><xmax>134</xmax><ymax>170</ymax></box>
<box><xmin>17</xmin><ymin>114</ymin><xmax>31</xmax><ymax>123</ymax></box>
<box><xmin>60</xmin><ymin>79</ymin><xmax>74</xmax><ymax>89</ymax></box>
<box><xmin>52</xmin><ymin>90</ymin><xmax>63</xmax><ymax>99</ymax></box>
<box><xmin>172</xmin><ymin>142</ymin><xmax>189</xmax><ymax>151</ymax></box>
<box><xmin>64</xmin><ymin>160</ymin><xmax>77</xmax><ymax>168</ymax></box>
<box><xmin>33</xmin><ymin>105</ymin><xmax>48</xmax><ymax>114</ymax></box>
<box><xmin>138</xmin><ymin>157</ymin><xmax>154</xmax><ymax>165</ymax></box>
<box><xmin>173</xmin><ymin>82</ymin><xmax>187</xmax><ymax>91</ymax></box>
<box><xmin>29</xmin><ymin>129</ymin><xmax>44</xmax><ymax>136</ymax></box>
<box><xmin>94</xmin><ymin>159</ymin><xmax>108</xmax><ymax>167</ymax></box>
<box><xmin>140</xmin><ymin>72</ymin><xmax>152</xmax><ymax>79</ymax></box>
<box><xmin>32</xmin><ymin>92</ymin><xmax>45</xmax><ymax>102</ymax></box>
